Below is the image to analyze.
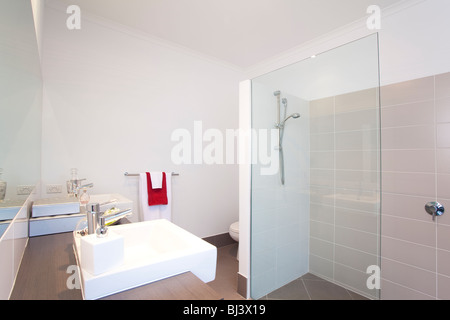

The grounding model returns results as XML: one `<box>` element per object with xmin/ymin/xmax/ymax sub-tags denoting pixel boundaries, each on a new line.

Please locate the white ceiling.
<box><xmin>55</xmin><ymin>0</ymin><xmax>405</xmax><ymax>68</ymax></box>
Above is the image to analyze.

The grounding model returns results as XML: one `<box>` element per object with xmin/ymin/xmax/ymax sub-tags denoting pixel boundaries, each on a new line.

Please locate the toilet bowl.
<box><xmin>229</xmin><ymin>221</ymin><xmax>239</xmax><ymax>242</ymax></box>
<box><xmin>229</xmin><ymin>221</ymin><xmax>239</xmax><ymax>260</ymax></box>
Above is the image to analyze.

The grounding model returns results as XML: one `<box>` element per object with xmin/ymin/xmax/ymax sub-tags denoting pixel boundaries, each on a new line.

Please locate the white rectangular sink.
<box><xmin>73</xmin><ymin>219</ymin><xmax>217</xmax><ymax>300</ymax></box>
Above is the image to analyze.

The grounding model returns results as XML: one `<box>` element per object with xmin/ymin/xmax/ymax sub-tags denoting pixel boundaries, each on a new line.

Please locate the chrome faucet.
<box><xmin>86</xmin><ymin>203</ymin><xmax>132</xmax><ymax>237</ymax></box>
<box><xmin>74</xmin><ymin>182</ymin><xmax>93</xmax><ymax>198</ymax></box>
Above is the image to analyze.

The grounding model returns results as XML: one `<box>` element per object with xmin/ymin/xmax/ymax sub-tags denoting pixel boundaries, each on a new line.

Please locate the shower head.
<box><xmin>274</xmin><ymin>90</ymin><xmax>281</xmax><ymax>97</ymax></box>
<box><xmin>280</xmin><ymin>113</ymin><xmax>301</xmax><ymax>126</ymax></box>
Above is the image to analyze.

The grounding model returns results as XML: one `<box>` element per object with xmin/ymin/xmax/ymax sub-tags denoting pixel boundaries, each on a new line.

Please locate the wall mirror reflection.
<box><xmin>0</xmin><ymin>0</ymin><xmax>42</xmax><ymax>238</ymax></box>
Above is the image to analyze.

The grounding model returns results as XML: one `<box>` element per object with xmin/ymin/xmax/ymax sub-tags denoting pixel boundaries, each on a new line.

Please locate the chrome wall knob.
<box><xmin>425</xmin><ymin>202</ymin><xmax>444</xmax><ymax>221</ymax></box>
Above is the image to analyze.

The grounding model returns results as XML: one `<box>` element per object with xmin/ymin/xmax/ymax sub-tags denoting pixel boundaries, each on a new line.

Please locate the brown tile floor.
<box><xmin>207</xmin><ymin>243</ymin><xmax>245</xmax><ymax>300</ymax></box>
<box><xmin>260</xmin><ymin>273</ymin><xmax>369</xmax><ymax>300</ymax></box>
<box><xmin>210</xmin><ymin>243</ymin><xmax>369</xmax><ymax>300</ymax></box>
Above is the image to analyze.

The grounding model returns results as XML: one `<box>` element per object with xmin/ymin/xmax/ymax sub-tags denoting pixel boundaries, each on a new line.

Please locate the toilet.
<box><xmin>229</xmin><ymin>221</ymin><xmax>239</xmax><ymax>260</ymax></box>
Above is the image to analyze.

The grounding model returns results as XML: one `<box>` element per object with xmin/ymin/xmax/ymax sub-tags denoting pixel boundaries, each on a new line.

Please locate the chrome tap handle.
<box><xmin>425</xmin><ymin>202</ymin><xmax>444</xmax><ymax>221</ymax></box>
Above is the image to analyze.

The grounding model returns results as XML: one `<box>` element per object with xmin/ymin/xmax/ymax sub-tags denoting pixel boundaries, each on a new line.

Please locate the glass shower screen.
<box><xmin>250</xmin><ymin>34</ymin><xmax>381</xmax><ymax>300</ymax></box>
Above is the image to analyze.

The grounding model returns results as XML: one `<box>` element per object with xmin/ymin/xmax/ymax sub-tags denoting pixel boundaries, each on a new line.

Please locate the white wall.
<box><xmin>41</xmin><ymin>4</ymin><xmax>244</xmax><ymax>238</ymax></box>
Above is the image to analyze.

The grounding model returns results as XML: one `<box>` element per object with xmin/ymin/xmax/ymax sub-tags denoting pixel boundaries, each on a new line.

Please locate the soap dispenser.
<box><xmin>0</xmin><ymin>168</ymin><xmax>6</xmax><ymax>202</ymax></box>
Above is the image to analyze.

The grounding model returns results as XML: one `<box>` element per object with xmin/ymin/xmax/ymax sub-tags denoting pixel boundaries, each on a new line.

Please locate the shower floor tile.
<box><xmin>260</xmin><ymin>273</ymin><xmax>369</xmax><ymax>300</ymax></box>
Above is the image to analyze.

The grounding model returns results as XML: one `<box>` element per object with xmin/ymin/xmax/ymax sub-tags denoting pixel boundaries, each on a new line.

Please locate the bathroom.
<box><xmin>1</xmin><ymin>0</ymin><xmax>450</xmax><ymax>301</ymax></box>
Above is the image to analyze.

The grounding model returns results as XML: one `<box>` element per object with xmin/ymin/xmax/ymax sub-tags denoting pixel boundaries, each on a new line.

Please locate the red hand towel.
<box><xmin>146</xmin><ymin>172</ymin><xmax>168</xmax><ymax>206</ymax></box>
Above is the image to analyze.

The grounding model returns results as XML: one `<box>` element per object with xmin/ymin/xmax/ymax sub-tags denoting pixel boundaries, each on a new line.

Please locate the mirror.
<box><xmin>0</xmin><ymin>0</ymin><xmax>42</xmax><ymax>238</ymax></box>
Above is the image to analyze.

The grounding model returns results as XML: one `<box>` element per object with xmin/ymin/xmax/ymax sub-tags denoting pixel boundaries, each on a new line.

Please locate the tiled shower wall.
<box><xmin>310</xmin><ymin>71</ymin><xmax>450</xmax><ymax>300</ymax></box>
<box><xmin>309</xmin><ymin>88</ymin><xmax>380</xmax><ymax>299</ymax></box>
<box><xmin>380</xmin><ymin>72</ymin><xmax>450</xmax><ymax>300</ymax></box>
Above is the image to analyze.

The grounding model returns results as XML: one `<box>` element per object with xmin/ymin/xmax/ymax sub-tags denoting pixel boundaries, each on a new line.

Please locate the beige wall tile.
<box><xmin>336</xmin><ymin>150</ymin><xmax>378</xmax><ymax>171</ymax></box>
<box><xmin>334</xmin><ymin>244</ymin><xmax>379</xmax><ymax>273</ymax></box>
<box><xmin>310</xmin><ymin>115</ymin><xmax>334</xmax><ymax>134</ymax></box>
<box><xmin>310</xmin><ymin>203</ymin><xmax>334</xmax><ymax>224</ymax></box>
<box><xmin>437</xmin><ymin>123</ymin><xmax>450</xmax><ymax>148</ymax></box>
<box><xmin>310</xmin><ymin>97</ymin><xmax>334</xmax><ymax>117</ymax></box>
<box><xmin>310</xmin><ymin>237</ymin><xmax>333</xmax><ymax>261</ymax></box>
<box><xmin>335</xmin><ymin>170</ymin><xmax>378</xmax><ymax>191</ymax></box>
<box><xmin>334</xmin><ymin>263</ymin><xmax>378</xmax><ymax>298</ymax></box>
<box><xmin>437</xmin><ymin>224</ymin><xmax>450</xmax><ymax>251</ymax></box>
<box><xmin>310</xmin><ymin>132</ymin><xmax>334</xmax><ymax>151</ymax></box>
<box><xmin>382</xmin><ymin>193</ymin><xmax>432</xmax><ymax>222</ymax></box>
<box><xmin>309</xmin><ymin>72</ymin><xmax>450</xmax><ymax>300</ymax></box>
<box><xmin>382</xmin><ymin>172</ymin><xmax>435</xmax><ymax>197</ymax></box>
<box><xmin>381</xmin><ymin>100</ymin><xmax>434</xmax><ymax>128</ymax></box>
<box><xmin>335</xmin><ymin>129</ymin><xmax>378</xmax><ymax>151</ymax></box>
<box><xmin>335</xmin><ymin>88</ymin><xmax>378</xmax><ymax>113</ymax></box>
<box><xmin>437</xmin><ymin>149</ymin><xmax>450</xmax><ymax>174</ymax></box>
<box><xmin>381</xmin><ymin>125</ymin><xmax>435</xmax><ymax>150</ymax></box>
<box><xmin>382</xmin><ymin>149</ymin><xmax>435</xmax><ymax>173</ymax></box>
<box><xmin>382</xmin><ymin>236</ymin><xmax>436</xmax><ymax>272</ymax></box>
<box><xmin>310</xmin><ymin>151</ymin><xmax>334</xmax><ymax>169</ymax></box>
<box><xmin>437</xmin><ymin>174</ymin><xmax>450</xmax><ymax>199</ymax></box>
<box><xmin>438</xmin><ymin>274</ymin><xmax>450</xmax><ymax>300</ymax></box>
<box><xmin>381</xmin><ymin>215</ymin><xmax>435</xmax><ymax>247</ymax></box>
<box><xmin>309</xmin><ymin>254</ymin><xmax>333</xmax><ymax>280</ymax></box>
<box><xmin>334</xmin><ymin>190</ymin><xmax>380</xmax><ymax>212</ymax></box>
<box><xmin>436</xmin><ymin>97</ymin><xmax>450</xmax><ymax>123</ymax></box>
<box><xmin>310</xmin><ymin>186</ymin><xmax>334</xmax><ymax>205</ymax></box>
<box><xmin>437</xmin><ymin>199</ymin><xmax>450</xmax><ymax>226</ymax></box>
<box><xmin>437</xmin><ymin>249</ymin><xmax>450</xmax><ymax>277</ymax></box>
<box><xmin>335</xmin><ymin>226</ymin><xmax>378</xmax><ymax>254</ymax></box>
<box><xmin>310</xmin><ymin>220</ymin><xmax>334</xmax><ymax>243</ymax></box>
<box><xmin>335</xmin><ymin>108</ymin><xmax>378</xmax><ymax>132</ymax></box>
<box><xmin>436</xmin><ymin>72</ymin><xmax>450</xmax><ymax>99</ymax></box>
<box><xmin>381</xmin><ymin>279</ymin><xmax>434</xmax><ymax>300</ymax></box>
<box><xmin>335</xmin><ymin>207</ymin><xmax>378</xmax><ymax>234</ymax></box>
<box><xmin>381</xmin><ymin>258</ymin><xmax>436</xmax><ymax>297</ymax></box>
<box><xmin>380</xmin><ymin>76</ymin><xmax>434</xmax><ymax>107</ymax></box>
<box><xmin>310</xmin><ymin>169</ymin><xmax>334</xmax><ymax>188</ymax></box>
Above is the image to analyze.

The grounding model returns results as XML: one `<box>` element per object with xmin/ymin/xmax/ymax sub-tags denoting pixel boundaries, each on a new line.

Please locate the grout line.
<box><xmin>380</xmin><ymin>98</ymin><xmax>435</xmax><ymax>109</ymax></box>
<box><xmin>345</xmin><ymin>288</ymin><xmax>355</xmax><ymax>300</ymax></box>
<box><xmin>433</xmin><ymin>74</ymin><xmax>438</xmax><ymax>299</ymax></box>
<box><xmin>381</xmin><ymin>278</ymin><xmax>437</xmax><ymax>300</ymax></box>
<box><xmin>310</xmin><ymin>238</ymin><xmax>379</xmax><ymax>257</ymax></box>
<box><xmin>301</xmin><ymin>278</ymin><xmax>312</xmax><ymax>300</ymax></box>
<box><xmin>333</xmin><ymin>95</ymin><xmax>336</xmax><ymax>282</ymax></box>
<box><xmin>381</xmin><ymin>212</ymin><xmax>437</xmax><ymax>225</ymax></box>
<box><xmin>382</xmin><ymin>256</ymin><xmax>437</xmax><ymax>275</ymax></box>
<box><xmin>311</xmin><ymin>220</ymin><xmax>379</xmax><ymax>237</ymax></box>
<box><xmin>381</xmin><ymin>234</ymin><xmax>446</xmax><ymax>252</ymax></box>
